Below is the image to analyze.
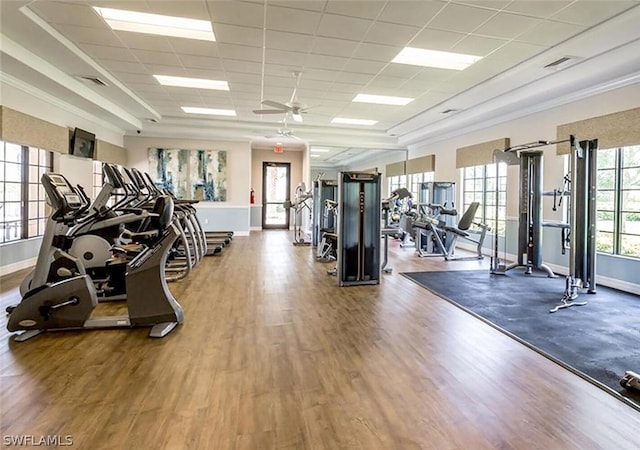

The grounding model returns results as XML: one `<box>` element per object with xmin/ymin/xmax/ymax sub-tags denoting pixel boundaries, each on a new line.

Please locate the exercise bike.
<box><xmin>6</xmin><ymin>172</ymin><xmax>184</xmax><ymax>342</ymax></box>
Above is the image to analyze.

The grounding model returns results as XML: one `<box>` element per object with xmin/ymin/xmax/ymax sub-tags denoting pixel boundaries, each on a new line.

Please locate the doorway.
<box><xmin>262</xmin><ymin>162</ymin><xmax>290</xmax><ymax>229</ymax></box>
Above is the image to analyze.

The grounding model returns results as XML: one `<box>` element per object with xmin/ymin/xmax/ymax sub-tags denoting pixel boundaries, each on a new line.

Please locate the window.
<box><xmin>388</xmin><ymin>174</ymin><xmax>406</xmax><ymax>197</ymax></box>
<box><xmin>388</xmin><ymin>173</ymin><xmax>434</xmax><ymax>201</ymax></box>
<box><xmin>0</xmin><ymin>141</ymin><xmax>53</xmax><ymax>244</ymax></box>
<box><xmin>462</xmin><ymin>163</ymin><xmax>507</xmax><ymax>234</ymax></box>
<box><xmin>92</xmin><ymin>160</ymin><xmax>104</xmax><ymax>199</ymax></box>
<box><xmin>596</xmin><ymin>145</ymin><xmax>640</xmax><ymax>258</ymax></box>
<box><xmin>408</xmin><ymin>172</ymin><xmax>433</xmax><ymax>200</ymax></box>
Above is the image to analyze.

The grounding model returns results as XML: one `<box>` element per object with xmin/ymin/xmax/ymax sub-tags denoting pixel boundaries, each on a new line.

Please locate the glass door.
<box><xmin>262</xmin><ymin>162</ymin><xmax>290</xmax><ymax>229</ymax></box>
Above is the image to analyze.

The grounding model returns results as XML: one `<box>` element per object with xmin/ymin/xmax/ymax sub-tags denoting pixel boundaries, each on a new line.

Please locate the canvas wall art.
<box><xmin>148</xmin><ymin>148</ymin><xmax>227</xmax><ymax>201</ymax></box>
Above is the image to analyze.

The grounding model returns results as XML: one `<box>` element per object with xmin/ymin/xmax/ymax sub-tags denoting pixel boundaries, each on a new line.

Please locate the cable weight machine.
<box><xmin>336</xmin><ymin>172</ymin><xmax>381</xmax><ymax>286</ymax></box>
<box><xmin>490</xmin><ymin>135</ymin><xmax>597</xmax><ymax>312</ymax></box>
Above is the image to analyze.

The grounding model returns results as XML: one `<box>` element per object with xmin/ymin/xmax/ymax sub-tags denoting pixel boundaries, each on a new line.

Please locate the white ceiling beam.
<box><xmin>0</xmin><ymin>33</ymin><xmax>143</xmax><ymax>129</ymax></box>
<box><xmin>20</xmin><ymin>5</ymin><xmax>161</xmax><ymax>122</ymax></box>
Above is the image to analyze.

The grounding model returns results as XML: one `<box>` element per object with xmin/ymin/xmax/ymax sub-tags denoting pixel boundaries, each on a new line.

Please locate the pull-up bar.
<box><xmin>504</xmin><ymin>135</ymin><xmax>574</xmax><ymax>153</ymax></box>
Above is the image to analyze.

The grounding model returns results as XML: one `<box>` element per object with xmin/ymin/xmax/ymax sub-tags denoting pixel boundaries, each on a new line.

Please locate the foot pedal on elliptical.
<box><xmin>620</xmin><ymin>371</ymin><xmax>640</xmax><ymax>391</ymax></box>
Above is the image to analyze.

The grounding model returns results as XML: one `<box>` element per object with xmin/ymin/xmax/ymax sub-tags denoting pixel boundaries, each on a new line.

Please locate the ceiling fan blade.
<box><xmin>262</xmin><ymin>100</ymin><xmax>290</xmax><ymax>110</ymax></box>
<box><xmin>292</xmin><ymin>112</ymin><xmax>303</xmax><ymax>123</ymax></box>
<box><xmin>253</xmin><ymin>109</ymin><xmax>286</xmax><ymax>114</ymax></box>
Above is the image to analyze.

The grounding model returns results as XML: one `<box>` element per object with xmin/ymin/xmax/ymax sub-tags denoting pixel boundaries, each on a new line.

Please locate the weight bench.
<box><xmin>440</xmin><ymin>202</ymin><xmax>490</xmax><ymax>261</ymax></box>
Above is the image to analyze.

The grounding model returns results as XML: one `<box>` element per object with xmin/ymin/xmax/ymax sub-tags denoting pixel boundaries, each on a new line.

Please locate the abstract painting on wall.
<box><xmin>148</xmin><ymin>148</ymin><xmax>227</xmax><ymax>201</ymax></box>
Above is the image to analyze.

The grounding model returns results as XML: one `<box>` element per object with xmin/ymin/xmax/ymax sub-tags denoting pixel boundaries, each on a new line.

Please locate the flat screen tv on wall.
<box><xmin>70</xmin><ymin>128</ymin><xmax>96</xmax><ymax>159</ymax></box>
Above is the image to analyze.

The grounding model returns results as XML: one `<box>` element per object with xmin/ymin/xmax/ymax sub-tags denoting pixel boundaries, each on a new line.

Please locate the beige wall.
<box><xmin>124</xmin><ymin>136</ymin><xmax>251</xmax><ymax>206</ymax></box>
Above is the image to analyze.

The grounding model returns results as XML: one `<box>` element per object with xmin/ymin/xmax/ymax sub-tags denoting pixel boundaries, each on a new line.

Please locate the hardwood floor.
<box><xmin>1</xmin><ymin>230</ymin><xmax>639</xmax><ymax>449</ymax></box>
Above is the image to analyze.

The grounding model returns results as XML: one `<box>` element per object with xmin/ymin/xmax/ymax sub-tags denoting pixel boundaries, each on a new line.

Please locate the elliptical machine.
<box><xmin>6</xmin><ymin>172</ymin><xmax>184</xmax><ymax>341</ymax></box>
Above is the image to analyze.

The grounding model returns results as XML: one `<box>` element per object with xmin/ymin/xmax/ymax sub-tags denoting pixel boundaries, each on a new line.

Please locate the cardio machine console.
<box><xmin>43</xmin><ymin>173</ymin><xmax>84</xmax><ymax>219</ymax></box>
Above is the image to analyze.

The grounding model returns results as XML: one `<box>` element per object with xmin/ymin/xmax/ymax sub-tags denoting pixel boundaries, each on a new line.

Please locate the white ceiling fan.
<box><xmin>253</xmin><ymin>71</ymin><xmax>308</xmax><ymax>123</ymax></box>
<box><xmin>266</xmin><ymin>119</ymin><xmax>300</xmax><ymax>140</ymax></box>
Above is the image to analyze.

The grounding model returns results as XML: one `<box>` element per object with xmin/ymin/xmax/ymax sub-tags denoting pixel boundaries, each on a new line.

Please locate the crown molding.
<box><xmin>1</xmin><ymin>72</ymin><xmax>126</xmax><ymax>134</ymax></box>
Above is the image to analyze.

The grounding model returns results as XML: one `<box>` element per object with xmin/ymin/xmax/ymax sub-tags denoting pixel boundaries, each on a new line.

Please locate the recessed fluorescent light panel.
<box><xmin>331</xmin><ymin>118</ymin><xmax>378</xmax><ymax>126</ymax></box>
<box><xmin>353</xmin><ymin>94</ymin><xmax>413</xmax><ymax>106</ymax></box>
<box><xmin>93</xmin><ymin>7</ymin><xmax>215</xmax><ymax>41</ymax></box>
<box><xmin>310</xmin><ymin>147</ymin><xmax>331</xmax><ymax>153</ymax></box>
<box><xmin>181</xmin><ymin>107</ymin><xmax>236</xmax><ymax>116</ymax></box>
<box><xmin>154</xmin><ymin>75</ymin><xmax>229</xmax><ymax>91</ymax></box>
<box><xmin>392</xmin><ymin>47</ymin><xmax>482</xmax><ymax>70</ymax></box>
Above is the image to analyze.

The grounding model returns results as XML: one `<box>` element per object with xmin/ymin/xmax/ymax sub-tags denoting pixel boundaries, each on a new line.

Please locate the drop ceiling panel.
<box><xmin>52</xmin><ymin>23</ymin><xmax>122</xmax><ymax>46</ymax></box>
<box><xmin>263</xmin><ymin>86</ymin><xmax>295</xmax><ymax>98</ymax></box>
<box><xmin>146</xmin><ymin>0</ymin><xmax>210</xmax><ymax>20</ymax></box>
<box><xmin>376</xmin><ymin>64</ymin><xmax>424</xmax><ymax>79</ymax></box>
<box><xmin>270</xmin><ymin>1</ymin><xmax>327</xmax><ymax>13</ymax></box>
<box><xmin>178</xmin><ymin>54</ymin><xmax>223</xmax><ymax>70</ymax></box>
<box><xmin>450</xmin><ymin>35</ymin><xmax>509</xmax><ymax>56</ymax></box>
<box><xmin>366</xmin><ymin>75</ymin><xmax>407</xmax><ymax>89</ymax></box>
<box><xmin>306</xmin><ymin>54</ymin><xmax>349</xmax><ymax>70</ymax></box>
<box><xmin>217</xmin><ymin>43</ymin><xmax>263</xmax><ymax>61</ymax></box>
<box><xmin>451</xmin><ymin>1</ymin><xmax>511</xmax><ymax>10</ymax></box>
<box><xmin>265</xmin><ymin>49</ymin><xmax>309</xmax><ymax>66</ymax></box>
<box><xmin>264</xmin><ymin>63</ymin><xmax>305</xmax><ymax>77</ymax></box>
<box><xmin>206</xmin><ymin>1</ymin><xmax>265</xmax><ymax>28</ymax></box>
<box><xmin>170</xmin><ymin>93</ymin><xmax>208</xmax><ymax>103</ymax></box>
<box><xmin>315</xmin><ymin>14</ymin><xmax>372</xmax><ymax>41</ymax></box>
<box><xmin>341</xmin><ymin>59</ymin><xmax>386</xmax><ymax>74</ymax></box>
<box><xmin>225</xmin><ymin>72</ymin><xmax>262</xmax><ymax>84</ymax></box>
<box><xmin>332</xmin><ymin>72</ymin><xmax>375</xmax><ymax>85</ymax></box>
<box><xmin>324</xmin><ymin>1</ymin><xmax>386</xmax><ymax>20</ymax></box>
<box><xmin>145</xmin><ymin>63</ymin><xmax>191</xmax><ymax>75</ymax></box>
<box><xmin>503</xmin><ymin>1</ymin><xmax>572</xmax><ymax>19</ymax></box>
<box><xmin>363</xmin><ymin>22</ymin><xmax>420</xmax><ymax>46</ymax></box>
<box><xmin>266</xmin><ymin>30</ymin><xmax>315</xmax><ymax>52</ymax></box>
<box><xmin>516</xmin><ymin>21</ymin><xmax>586</xmax><ymax>46</ymax></box>
<box><xmin>132</xmin><ymin>49</ymin><xmax>182</xmax><ymax>66</ymax></box>
<box><xmin>30</xmin><ymin>1</ymin><xmax>104</xmax><ymax>27</ymax></box>
<box><xmin>303</xmin><ymin>68</ymin><xmax>339</xmax><ymax>82</ymax></box>
<box><xmin>378</xmin><ymin>1</ymin><xmax>446</xmax><ymax>27</ymax></box>
<box><xmin>552</xmin><ymin>1</ymin><xmax>637</xmax><ymax>27</ymax></box>
<box><xmin>169</xmin><ymin>40</ymin><xmax>219</xmax><ymax>57</ymax></box>
<box><xmin>112</xmin><ymin>73</ymin><xmax>158</xmax><ymax>84</ymax></box>
<box><xmin>401</xmin><ymin>77</ymin><xmax>453</xmax><ymax>93</ymax></box>
<box><xmin>266</xmin><ymin>5</ymin><xmax>323</xmax><ymax>34</ymax></box>
<box><xmin>79</xmin><ymin>43</ymin><xmax>137</xmax><ymax>62</ymax></box>
<box><xmin>232</xmin><ymin>91</ymin><xmax>261</xmax><ymax>101</ymax></box>
<box><xmin>311</xmin><ymin>36</ymin><xmax>359</xmax><ymax>57</ymax></box>
<box><xmin>409</xmin><ymin>28</ymin><xmax>467</xmax><ymax>51</ymax></box>
<box><xmin>473</xmin><ymin>12</ymin><xmax>543</xmax><ymax>39</ymax></box>
<box><xmin>487</xmin><ymin>41</ymin><xmax>549</xmax><ymax>62</ymax></box>
<box><xmin>351</xmin><ymin>42</ymin><xmax>402</xmax><ymax>62</ymax></box>
<box><xmin>230</xmin><ymin>82</ymin><xmax>262</xmax><ymax>94</ymax></box>
<box><xmin>263</xmin><ymin>74</ymin><xmax>298</xmax><ymax>88</ymax></box>
<box><xmin>299</xmin><ymin>79</ymin><xmax>335</xmax><ymax>91</ymax></box>
<box><xmin>183</xmin><ymin>68</ymin><xmax>226</xmax><ymax>79</ymax></box>
<box><xmin>100</xmin><ymin>59</ymin><xmax>151</xmax><ymax>74</ymax></box>
<box><xmin>115</xmin><ymin>32</ymin><xmax>174</xmax><ymax>52</ymax></box>
<box><xmin>427</xmin><ymin>3</ymin><xmax>497</xmax><ymax>34</ymax></box>
<box><xmin>214</xmin><ymin>23</ymin><xmax>263</xmax><ymax>47</ymax></box>
<box><xmin>223</xmin><ymin>60</ymin><xmax>262</xmax><ymax>74</ymax></box>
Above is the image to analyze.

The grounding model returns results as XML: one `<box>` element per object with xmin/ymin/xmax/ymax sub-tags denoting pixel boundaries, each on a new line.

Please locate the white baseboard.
<box><xmin>234</xmin><ymin>231</ymin><xmax>250</xmax><ymax>236</ymax></box>
<box><xmin>544</xmin><ymin>261</ymin><xmax>640</xmax><ymax>295</ymax></box>
<box><xmin>0</xmin><ymin>257</ymin><xmax>36</xmax><ymax>277</ymax></box>
<box><xmin>250</xmin><ymin>227</ymin><xmax>262</xmax><ymax>231</ymax></box>
<box><xmin>484</xmin><ymin>245</ymin><xmax>640</xmax><ymax>295</ymax></box>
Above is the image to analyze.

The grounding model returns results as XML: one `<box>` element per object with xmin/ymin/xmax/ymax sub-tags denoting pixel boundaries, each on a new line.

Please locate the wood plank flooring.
<box><xmin>1</xmin><ymin>230</ymin><xmax>639</xmax><ymax>449</ymax></box>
